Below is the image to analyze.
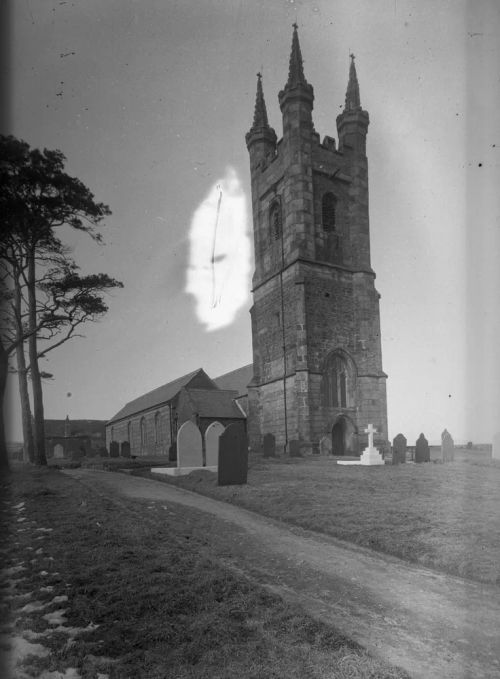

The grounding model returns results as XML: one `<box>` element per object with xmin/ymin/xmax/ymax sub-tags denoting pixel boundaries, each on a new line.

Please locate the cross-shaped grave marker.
<box><xmin>364</xmin><ymin>423</ymin><xmax>377</xmax><ymax>450</ymax></box>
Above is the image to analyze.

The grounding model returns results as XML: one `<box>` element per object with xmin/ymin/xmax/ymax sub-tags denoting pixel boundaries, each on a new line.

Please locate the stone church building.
<box><xmin>245</xmin><ymin>25</ymin><xmax>388</xmax><ymax>456</ymax></box>
<box><xmin>106</xmin><ymin>26</ymin><xmax>388</xmax><ymax>458</ymax></box>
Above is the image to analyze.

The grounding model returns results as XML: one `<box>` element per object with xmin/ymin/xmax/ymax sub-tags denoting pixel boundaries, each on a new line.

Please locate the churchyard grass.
<box><xmin>2</xmin><ymin>467</ymin><xmax>409</xmax><ymax>679</ymax></box>
<box><xmin>141</xmin><ymin>448</ymin><xmax>500</xmax><ymax>586</ymax></box>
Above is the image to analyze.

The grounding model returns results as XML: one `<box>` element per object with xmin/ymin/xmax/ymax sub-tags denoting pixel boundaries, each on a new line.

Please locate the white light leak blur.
<box><xmin>186</xmin><ymin>167</ymin><xmax>251</xmax><ymax>331</ymax></box>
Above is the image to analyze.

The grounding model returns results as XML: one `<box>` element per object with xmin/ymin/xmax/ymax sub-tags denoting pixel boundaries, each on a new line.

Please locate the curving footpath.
<box><xmin>64</xmin><ymin>469</ymin><xmax>500</xmax><ymax>679</ymax></box>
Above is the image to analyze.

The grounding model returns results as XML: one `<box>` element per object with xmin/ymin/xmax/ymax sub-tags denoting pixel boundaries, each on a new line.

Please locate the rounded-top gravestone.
<box><xmin>441</xmin><ymin>429</ymin><xmax>454</xmax><ymax>462</ymax></box>
<box><xmin>177</xmin><ymin>420</ymin><xmax>203</xmax><ymax>468</ymax></box>
<box><xmin>121</xmin><ymin>441</ymin><xmax>131</xmax><ymax>458</ymax></box>
<box><xmin>415</xmin><ymin>433</ymin><xmax>430</xmax><ymax>463</ymax></box>
<box><xmin>319</xmin><ymin>436</ymin><xmax>332</xmax><ymax>456</ymax></box>
<box><xmin>205</xmin><ymin>421</ymin><xmax>225</xmax><ymax>467</ymax></box>
<box><xmin>109</xmin><ymin>441</ymin><xmax>119</xmax><ymax>458</ymax></box>
<box><xmin>53</xmin><ymin>443</ymin><xmax>64</xmax><ymax>459</ymax></box>
<box><xmin>392</xmin><ymin>433</ymin><xmax>407</xmax><ymax>465</ymax></box>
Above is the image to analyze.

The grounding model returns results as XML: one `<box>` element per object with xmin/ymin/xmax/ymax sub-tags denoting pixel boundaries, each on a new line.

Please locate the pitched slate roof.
<box><xmin>107</xmin><ymin>368</ymin><xmax>216</xmax><ymax>424</ymax></box>
<box><xmin>182</xmin><ymin>388</ymin><xmax>244</xmax><ymax>419</ymax></box>
<box><xmin>213</xmin><ymin>364</ymin><xmax>253</xmax><ymax>397</ymax></box>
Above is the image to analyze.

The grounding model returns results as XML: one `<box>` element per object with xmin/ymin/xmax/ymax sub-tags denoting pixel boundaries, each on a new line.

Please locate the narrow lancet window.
<box><xmin>155</xmin><ymin>412</ymin><xmax>160</xmax><ymax>443</ymax></box>
<box><xmin>140</xmin><ymin>417</ymin><xmax>146</xmax><ymax>448</ymax></box>
<box><xmin>269</xmin><ymin>200</ymin><xmax>282</xmax><ymax>241</ymax></box>
<box><xmin>322</xmin><ymin>352</ymin><xmax>352</xmax><ymax>408</ymax></box>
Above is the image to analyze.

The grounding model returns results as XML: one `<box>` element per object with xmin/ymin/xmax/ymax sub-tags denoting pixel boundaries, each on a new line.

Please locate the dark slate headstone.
<box><xmin>289</xmin><ymin>440</ymin><xmax>301</xmax><ymax>457</ymax></box>
<box><xmin>441</xmin><ymin>429</ymin><xmax>454</xmax><ymax>462</ymax></box>
<box><xmin>121</xmin><ymin>441</ymin><xmax>131</xmax><ymax>458</ymax></box>
<box><xmin>109</xmin><ymin>441</ymin><xmax>119</xmax><ymax>458</ymax></box>
<box><xmin>218</xmin><ymin>423</ymin><xmax>248</xmax><ymax>486</ymax></box>
<box><xmin>392</xmin><ymin>433</ymin><xmax>407</xmax><ymax>465</ymax></box>
<box><xmin>169</xmin><ymin>442</ymin><xmax>177</xmax><ymax>462</ymax></box>
<box><xmin>415</xmin><ymin>433</ymin><xmax>430</xmax><ymax>463</ymax></box>
<box><xmin>263</xmin><ymin>433</ymin><xmax>276</xmax><ymax>458</ymax></box>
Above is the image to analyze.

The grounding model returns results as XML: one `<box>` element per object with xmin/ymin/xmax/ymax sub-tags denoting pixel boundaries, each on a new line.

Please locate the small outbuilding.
<box><xmin>106</xmin><ymin>365</ymin><xmax>251</xmax><ymax>457</ymax></box>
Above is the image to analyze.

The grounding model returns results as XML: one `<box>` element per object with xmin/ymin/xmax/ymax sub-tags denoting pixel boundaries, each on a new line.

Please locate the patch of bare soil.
<box><xmin>65</xmin><ymin>469</ymin><xmax>500</xmax><ymax>679</ymax></box>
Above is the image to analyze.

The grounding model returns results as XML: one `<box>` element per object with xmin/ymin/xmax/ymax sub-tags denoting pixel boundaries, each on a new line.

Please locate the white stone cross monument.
<box><xmin>359</xmin><ymin>424</ymin><xmax>385</xmax><ymax>465</ymax></box>
<box><xmin>365</xmin><ymin>424</ymin><xmax>376</xmax><ymax>449</ymax></box>
<box><xmin>337</xmin><ymin>423</ymin><xmax>385</xmax><ymax>466</ymax></box>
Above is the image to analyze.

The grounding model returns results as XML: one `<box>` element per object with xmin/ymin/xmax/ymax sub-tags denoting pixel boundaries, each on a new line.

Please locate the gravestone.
<box><xmin>263</xmin><ymin>433</ymin><xmax>276</xmax><ymax>458</ymax></box>
<box><xmin>177</xmin><ymin>420</ymin><xmax>203</xmax><ymax>468</ymax></box>
<box><xmin>218</xmin><ymin>423</ymin><xmax>248</xmax><ymax>486</ymax></box>
<box><xmin>415</xmin><ymin>433</ymin><xmax>430</xmax><ymax>463</ymax></box>
<box><xmin>492</xmin><ymin>432</ymin><xmax>500</xmax><ymax>460</ymax></box>
<box><xmin>319</xmin><ymin>436</ymin><xmax>332</xmax><ymax>456</ymax></box>
<box><xmin>205</xmin><ymin>421</ymin><xmax>225</xmax><ymax>467</ymax></box>
<box><xmin>441</xmin><ymin>429</ymin><xmax>454</xmax><ymax>462</ymax></box>
<box><xmin>121</xmin><ymin>441</ymin><xmax>131</xmax><ymax>458</ymax></box>
<box><xmin>289</xmin><ymin>440</ymin><xmax>301</xmax><ymax>457</ymax></box>
<box><xmin>53</xmin><ymin>443</ymin><xmax>64</xmax><ymax>459</ymax></box>
<box><xmin>109</xmin><ymin>441</ymin><xmax>119</xmax><ymax>458</ymax></box>
<box><xmin>392</xmin><ymin>433</ymin><xmax>407</xmax><ymax>465</ymax></box>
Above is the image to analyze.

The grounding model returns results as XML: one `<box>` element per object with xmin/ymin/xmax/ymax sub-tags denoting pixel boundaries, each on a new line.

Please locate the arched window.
<box><xmin>155</xmin><ymin>412</ymin><xmax>161</xmax><ymax>444</ymax></box>
<box><xmin>110</xmin><ymin>426</ymin><xmax>114</xmax><ymax>442</ymax></box>
<box><xmin>269</xmin><ymin>200</ymin><xmax>282</xmax><ymax>241</ymax></box>
<box><xmin>140</xmin><ymin>417</ymin><xmax>146</xmax><ymax>449</ymax></box>
<box><xmin>322</xmin><ymin>192</ymin><xmax>337</xmax><ymax>232</ymax></box>
<box><xmin>322</xmin><ymin>352</ymin><xmax>353</xmax><ymax>408</ymax></box>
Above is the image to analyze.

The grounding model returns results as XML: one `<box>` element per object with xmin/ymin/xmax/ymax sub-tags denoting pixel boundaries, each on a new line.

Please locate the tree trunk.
<box><xmin>16</xmin><ymin>350</ymin><xmax>34</xmax><ymax>463</ymax></box>
<box><xmin>0</xmin><ymin>338</ymin><xmax>10</xmax><ymax>472</ymax></box>
<box><xmin>13</xmin><ymin>270</ymin><xmax>35</xmax><ymax>463</ymax></box>
<box><xmin>27</xmin><ymin>250</ymin><xmax>46</xmax><ymax>465</ymax></box>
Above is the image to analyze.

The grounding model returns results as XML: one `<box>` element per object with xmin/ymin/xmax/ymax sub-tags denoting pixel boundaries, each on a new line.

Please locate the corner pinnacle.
<box><xmin>286</xmin><ymin>23</ymin><xmax>308</xmax><ymax>88</ymax></box>
<box><xmin>345</xmin><ymin>53</ymin><xmax>361</xmax><ymax>112</ymax></box>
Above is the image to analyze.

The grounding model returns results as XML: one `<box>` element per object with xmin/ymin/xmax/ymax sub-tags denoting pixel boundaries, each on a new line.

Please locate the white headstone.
<box><xmin>53</xmin><ymin>443</ymin><xmax>64</xmax><ymax>459</ymax></box>
<box><xmin>205</xmin><ymin>421</ymin><xmax>225</xmax><ymax>467</ymax></box>
<box><xmin>177</xmin><ymin>420</ymin><xmax>203</xmax><ymax>468</ymax></box>
<box><xmin>319</xmin><ymin>436</ymin><xmax>332</xmax><ymax>456</ymax></box>
<box><xmin>493</xmin><ymin>432</ymin><xmax>500</xmax><ymax>461</ymax></box>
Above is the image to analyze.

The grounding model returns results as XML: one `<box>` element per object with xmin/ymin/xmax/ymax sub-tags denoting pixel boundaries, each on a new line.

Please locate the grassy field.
<box><xmin>1</xmin><ymin>467</ymin><xmax>409</xmax><ymax>679</ymax></box>
<box><xmin>139</xmin><ymin>449</ymin><xmax>500</xmax><ymax>585</ymax></box>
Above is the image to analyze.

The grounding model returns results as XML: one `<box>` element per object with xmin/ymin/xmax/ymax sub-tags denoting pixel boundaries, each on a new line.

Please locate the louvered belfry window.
<box><xmin>322</xmin><ymin>192</ymin><xmax>337</xmax><ymax>232</ymax></box>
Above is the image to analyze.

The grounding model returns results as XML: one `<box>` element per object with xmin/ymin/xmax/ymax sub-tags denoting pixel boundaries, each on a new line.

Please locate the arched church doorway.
<box><xmin>331</xmin><ymin>416</ymin><xmax>356</xmax><ymax>456</ymax></box>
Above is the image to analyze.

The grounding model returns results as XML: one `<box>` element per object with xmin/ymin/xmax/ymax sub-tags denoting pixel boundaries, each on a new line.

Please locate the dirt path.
<box><xmin>64</xmin><ymin>469</ymin><xmax>500</xmax><ymax>679</ymax></box>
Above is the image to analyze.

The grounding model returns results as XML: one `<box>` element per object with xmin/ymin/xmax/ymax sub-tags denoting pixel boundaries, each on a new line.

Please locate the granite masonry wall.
<box><xmin>246</xmin><ymin>40</ymin><xmax>388</xmax><ymax>455</ymax></box>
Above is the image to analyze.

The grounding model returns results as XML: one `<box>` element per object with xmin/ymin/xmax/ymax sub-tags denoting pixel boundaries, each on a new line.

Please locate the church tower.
<box><xmin>246</xmin><ymin>25</ymin><xmax>388</xmax><ymax>456</ymax></box>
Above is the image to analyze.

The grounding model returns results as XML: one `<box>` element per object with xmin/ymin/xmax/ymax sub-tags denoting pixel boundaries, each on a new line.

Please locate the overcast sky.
<box><xmin>5</xmin><ymin>0</ymin><xmax>500</xmax><ymax>444</ymax></box>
